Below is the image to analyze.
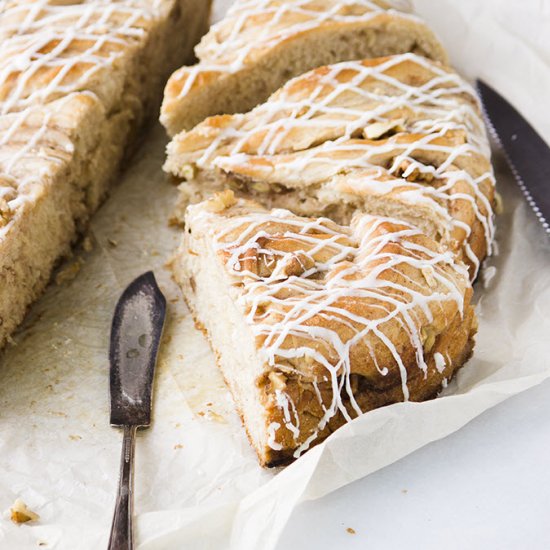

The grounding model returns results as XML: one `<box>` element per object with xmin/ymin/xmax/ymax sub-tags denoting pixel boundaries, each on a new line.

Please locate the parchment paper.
<box><xmin>1</xmin><ymin>1</ymin><xmax>550</xmax><ymax>548</ymax></box>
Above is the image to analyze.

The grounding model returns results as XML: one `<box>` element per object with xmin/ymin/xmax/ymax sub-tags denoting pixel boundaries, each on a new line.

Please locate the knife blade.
<box><xmin>477</xmin><ymin>79</ymin><xmax>550</xmax><ymax>233</ymax></box>
<box><xmin>108</xmin><ymin>271</ymin><xmax>166</xmax><ymax>550</ymax></box>
<box><xmin>109</xmin><ymin>271</ymin><xmax>166</xmax><ymax>427</ymax></box>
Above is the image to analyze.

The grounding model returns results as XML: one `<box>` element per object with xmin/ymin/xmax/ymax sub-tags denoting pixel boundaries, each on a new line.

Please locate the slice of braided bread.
<box><xmin>165</xmin><ymin>53</ymin><xmax>496</xmax><ymax>279</ymax></box>
<box><xmin>160</xmin><ymin>0</ymin><xmax>448</xmax><ymax>135</ymax></box>
<box><xmin>0</xmin><ymin>0</ymin><xmax>211</xmax><ymax>348</ymax></box>
<box><xmin>172</xmin><ymin>191</ymin><xmax>476</xmax><ymax>466</ymax></box>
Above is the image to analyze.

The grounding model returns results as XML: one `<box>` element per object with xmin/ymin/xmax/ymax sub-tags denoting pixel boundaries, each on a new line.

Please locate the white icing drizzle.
<box><xmin>275</xmin><ymin>389</ymin><xmax>301</xmax><ymax>440</ymax></box>
<box><xmin>433</xmin><ymin>351</ymin><xmax>446</xmax><ymax>373</ymax></box>
<box><xmin>175</xmin><ymin>0</ymin><xmax>418</xmax><ymax>98</ymax></box>
<box><xmin>267</xmin><ymin>422</ymin><xmax>283</xmax><ymax>450</ymax></box>
<box><xmin>174</xmin><ymin>54</ymin><xmax>496</xmax><ymax>279</ymax></box>
<box><xmin>189</xmin><ymin>201</ymin><xmax>470</xmax><ymax>456</ymax></box>
<box><xmin>0</xmin><ymin>1</ymin><xmax>162</xmax><ymax>240</ymax></box>
<box><xmin>0</xmin><ymin>1</ymin><xmax>157</xmax><ymax>114</ymax></box>
<box><xmin>0</xmin><ymin>94</ymin><xmax>78</xmax><ymax>237</ymax></box>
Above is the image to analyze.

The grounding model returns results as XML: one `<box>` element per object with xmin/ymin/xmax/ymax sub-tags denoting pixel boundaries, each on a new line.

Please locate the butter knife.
<box><xmin>108</xmin><ymin>272</ymin><xmax>166</xmax><ymax>550</ymax></box>
<box><xmin>477</xmin><ymin>80</ymin><xmax>550</xmax><ymax>233</ymax></box>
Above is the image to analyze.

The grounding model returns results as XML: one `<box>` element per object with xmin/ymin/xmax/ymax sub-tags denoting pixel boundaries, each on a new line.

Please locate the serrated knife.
<box><xmin>477</xmin><ymin>80</ymin><xmax>550</xmax><ymax>233</ymax></box>
<box><xmin>108</xmin><ymin>272</ymin><xmax>166</xmax><ymax>550</ymax></box>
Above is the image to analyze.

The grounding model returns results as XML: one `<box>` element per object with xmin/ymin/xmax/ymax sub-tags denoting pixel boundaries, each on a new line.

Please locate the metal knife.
<box><xmin>477</xmin><ymin>79</ymin><xmax>550</xmax><ymax>233</ymax></box>
<box><xmin>108</xmin><ymin>271</ymin><xmax>166</xmax><ymax>550</ymax></box>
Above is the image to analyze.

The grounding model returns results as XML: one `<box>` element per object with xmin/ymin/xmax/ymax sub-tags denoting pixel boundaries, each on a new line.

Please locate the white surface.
<box><xmin>277</xmin><ymin>378</ymin><xmax>550</xmax><ymax>550</ymax></box>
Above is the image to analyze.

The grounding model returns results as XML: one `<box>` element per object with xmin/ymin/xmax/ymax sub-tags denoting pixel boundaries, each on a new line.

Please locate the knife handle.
<box><xmin>108</xmin><ymin>425</ymin><xmax>137</xmax><ymax>550</ymax></box>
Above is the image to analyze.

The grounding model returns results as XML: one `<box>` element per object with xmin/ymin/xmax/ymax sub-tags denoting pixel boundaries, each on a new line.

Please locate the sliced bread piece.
<box><xmin>165</xmin><ymin>54</ymin><xmax>496</xmax><ymax>279</ymax></box>
<box><xmin>160</xmin><ymin>0</ymin><xmax>448</xmax><ymax>135</ymax></box>
<box><xmin>0</xmin><ymin>93</ymin><xmax>122</xmax><ymax>347</ymax></box>
<box><xmin>171</xmin><ymin>191</ymin><xmax>476</xmax><ymax>466</ymax></box>
<box><xmin>0</xmin><ymin>0</ymin><xmax>211</xmax><ymax>348</ymax></box>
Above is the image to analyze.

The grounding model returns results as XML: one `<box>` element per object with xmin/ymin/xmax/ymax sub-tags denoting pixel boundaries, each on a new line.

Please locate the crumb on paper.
<box><xmin>401</xmin><ymin>489</ymin><xmax>408</xmax><ymax>494</ymax></box>
<box><xmin>174</xmin><ymin>444</ymin><xmax>183</xmax><ymax>450</ymax></box>
<box><xmin>346</xmin><ymin>527</ymin><xmax>356</xmax><ymax>535</ymax></box>
<box><xmin>10</xmin><ymin>499</ymin><xmax>39</xmax><ymax>524</ymax></box>
<box><xmin>82</xmin><ymin>236</ymin><xmax>94</xmax><ymax>252</ymax></box>
<box><xmin>47</xmin><ymin>410</ymin><xmax>67</xmax><ymax>418</ymax></box>
<box><xmin>168</xmin><ymin>211</ymin><xmax>185</xmax><ymax>228</ymax></box>
<box><xmin>55</xmin><ymin>258</ymin><xmax>83</xmax><ymax>285</ymax></box>
<box><xmin>69</xmin><ymin>434</ymin><xmax>82</xmax><ymax>441</ymax></box>
<box><xmin>207</xmin><ymin>410</ymin><xmax>226</xmax><ymax>423</ymax></box>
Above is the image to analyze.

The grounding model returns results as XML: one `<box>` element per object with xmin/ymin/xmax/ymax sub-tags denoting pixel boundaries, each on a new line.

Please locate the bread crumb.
<box><xmin>207</xmin><ymin>409</ymin><xmax>226</xmax><ymax>423</ymax></box>
<box><xmin>421</xmin><ymin>266</ymin><xmax>437</xmax><ymax>288</ymax></box>
<box><xmin>494</xmin><ymin>192</ymin><xmax>504</xmax><ymax>215</ymax></box>
<box><xmin>180</xmin><ymin>164</ymin><xmax>196</xmax><ymax>180</ymax></box>
<box><xmin>346</xmin><ymin>527</ymin><xmax>356</xmax><ymax>535</ymax></box>
<box><xmin>10</xmin><ymin>499</ymin><xmax>39</xmax><ymax>524</ymax></box>
<box><xmin>174</xmin><ymin>444</ymin><xmax>183</xmax><ymax>450</ymax></box>
<box><xmin>55</xmin><ymin>258</ymin><xmax>82</xmax><ymax>285</ymax></box>
<box><xmin>168</xmin><ymin>212</ymin><xmax>186</xmax><ymax>228</ymax></box>
<box><xmin>82</xmin><ymin>236</ymin><xmax>94</xmax><ymax>252</ymax></box>
<box><xmin>205</xmin><ymin>189</ymin><xmax>236</xmax><ymax>212</ymax></box>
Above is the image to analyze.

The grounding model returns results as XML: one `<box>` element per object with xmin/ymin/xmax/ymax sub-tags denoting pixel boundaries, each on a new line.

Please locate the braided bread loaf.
<box><xmin>162</xmin><ymin>5</ymin><xmax>497</xmax><ymax>466</ymax></box>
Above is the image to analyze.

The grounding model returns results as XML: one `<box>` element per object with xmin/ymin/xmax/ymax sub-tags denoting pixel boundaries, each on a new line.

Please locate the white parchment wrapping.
<box><xmin>1</xmin><ymin>1</ymin><xmax>550</xmax><ymax>548</ymax></box>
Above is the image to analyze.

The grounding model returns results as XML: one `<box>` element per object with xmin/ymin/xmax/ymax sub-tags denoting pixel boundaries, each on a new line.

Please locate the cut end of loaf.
<box><xmin>160</xmin><ymin>3</ymin><xmax>448</xmax><ymax>135</ymax></box>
